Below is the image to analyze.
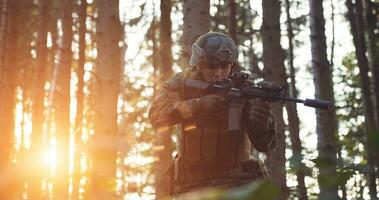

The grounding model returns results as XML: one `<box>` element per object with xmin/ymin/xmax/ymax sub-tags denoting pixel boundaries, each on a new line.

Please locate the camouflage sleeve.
<box><xmin>244</xmin><ymin>112</ymin><xmax>277</xmax><ymax>152</ymax></box>
<box><xmin>148</xmin><ymin>73</ymin><xmax>197</xmax><ymax>129</ymax></box>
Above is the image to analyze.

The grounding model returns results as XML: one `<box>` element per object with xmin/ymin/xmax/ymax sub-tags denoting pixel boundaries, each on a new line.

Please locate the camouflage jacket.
<box><xmin>149</xmin><ymin>69</ymin><xmax>276</xmax><ymax>194</ymax></box>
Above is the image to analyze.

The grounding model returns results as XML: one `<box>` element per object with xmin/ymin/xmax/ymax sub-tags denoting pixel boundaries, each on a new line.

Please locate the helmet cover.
<box><xmin>190</xmin><ymin>32</ymin><xmax>238</xmax><ymax>67</ymax></box>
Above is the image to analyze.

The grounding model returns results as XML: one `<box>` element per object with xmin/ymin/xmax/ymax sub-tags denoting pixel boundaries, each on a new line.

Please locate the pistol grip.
<box><xmin>228</xmin><ymin>102</ymin><xmax>244</xmax><ymax>133</ymax></box>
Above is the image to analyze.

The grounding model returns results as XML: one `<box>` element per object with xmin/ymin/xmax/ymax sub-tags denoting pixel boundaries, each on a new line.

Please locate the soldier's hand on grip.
<box><xmin>248</xmin><ymin>99</ymin><xmax>271</xmax><ymax>128</ymax></box>
<box><xmin>193</xmin><ymin>94</ymin><xmax>227</xmax><ymax>115</ymax></box>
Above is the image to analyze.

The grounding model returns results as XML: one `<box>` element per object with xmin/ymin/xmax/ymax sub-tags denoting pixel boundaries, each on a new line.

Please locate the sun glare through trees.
<box><xmin>1</xmin><ymin>0</ymin><xmax>379</xmax><ymax>200</ymax></box>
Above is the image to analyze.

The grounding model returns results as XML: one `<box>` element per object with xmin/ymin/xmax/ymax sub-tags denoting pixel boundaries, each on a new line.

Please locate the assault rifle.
<box><xmin>183</xmin><ymin>72</ymin><xmax>332</xmax><ymax>133</ymax></box>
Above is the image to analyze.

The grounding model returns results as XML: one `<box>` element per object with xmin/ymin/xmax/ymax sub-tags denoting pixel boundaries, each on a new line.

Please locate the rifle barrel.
<box><xmin>284</xmin><ymin>97</ymin><xmax>332</xmax><ymax>110</ymax></box>
<box><xmin>284</xmin><ymin>97</ymin><xmax>304</xmax><ymax>103</ymax></box>
<box><xmin>184</xmin><ymin>78</ymin><xmax>332</xmax><ymax>110</ymax></box>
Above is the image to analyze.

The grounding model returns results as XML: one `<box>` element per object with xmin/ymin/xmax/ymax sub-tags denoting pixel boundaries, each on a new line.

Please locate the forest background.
<box><xmin>0</xmin><ymin>0</ymin><xmax>379</xmax><ymax>199</ymax></box>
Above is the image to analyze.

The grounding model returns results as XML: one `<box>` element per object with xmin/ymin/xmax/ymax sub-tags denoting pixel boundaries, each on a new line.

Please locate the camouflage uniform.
<box><xmin>149</xmin><ymin>68</ymin><xmax>277</xmax><ymax>195</ymax></box>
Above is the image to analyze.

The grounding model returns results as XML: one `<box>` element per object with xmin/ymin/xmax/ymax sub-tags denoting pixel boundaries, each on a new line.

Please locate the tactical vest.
<box><xmin>171</xmin><ymin>70</ymin><xmax>256</xmax><ymax>184</ymax></box>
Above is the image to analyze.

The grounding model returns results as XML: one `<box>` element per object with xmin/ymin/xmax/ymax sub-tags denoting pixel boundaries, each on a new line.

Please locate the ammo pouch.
<box><xmin>166</xmin><ymin>157</ymin><xmax>269</xmax><ymax>195</ymax></box>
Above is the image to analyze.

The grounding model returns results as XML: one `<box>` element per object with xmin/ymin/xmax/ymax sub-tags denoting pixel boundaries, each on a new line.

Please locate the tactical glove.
<box><xmin>190</xmin><ymin>94</ymin><xmax>227</xmax><ymax>116</ymax></box>
<box><xmin>247</xmin><ymin>99</ymin><xmax>271</xmax><ymax>128</ymax></box>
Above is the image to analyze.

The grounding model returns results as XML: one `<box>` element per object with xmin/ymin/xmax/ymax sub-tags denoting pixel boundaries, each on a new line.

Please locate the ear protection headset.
<box><xmin>189</xmin><ymin>32</ymin><xmax>238</xmax><ymax>68</ymax></box>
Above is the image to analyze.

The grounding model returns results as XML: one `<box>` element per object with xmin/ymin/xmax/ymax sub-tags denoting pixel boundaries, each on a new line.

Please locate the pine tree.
<box><xmin>346</xmin><ymin>0</ymin><xmax>378</xmax><ymax>198</ymax></box>
<box><xmin>284</xmin><ymin>0</ymin><xmax>308</xmax><ymax>199</ymax></box>
<box><xmin>154</xmin><ymin>0</ymin><xmax>174</xmax><ymax>198</ymax></box>
<box><xmin>30</xmin><ymin>0</ymin><xmax>49</xmax><ymax>198</ymax></box>
<box><xmin>0</xmin><ymin>0</ymin><xmax>22</xmax><ymax>198</ymax></box>
<box><xmin>309</xmin><ymin>0</ymin><xmax>339</xmax><ymax>199</ymax></box>
<box><xmin>89</xmin><ymin>0</ymin><xmax>122</xmax><ymax>198</ymax></box>
<box><xmin>54</xmin><ymin>0</ymin><xmax>73</xmax><ymax>198</ymax></box>
<box><xmin>0</xmin><ymin>0</ymin><xmax>9</xmax><ymax>71</ymax></box>
<box><xmin>261</xmin><ymin>0</ymin><xmax>288</xmax><ymax>199</ymax></box>
<box><xmin>365</xmin><ymin>0</ymin><xmax>379</xmax><ymax>131</ymax></box>
<box><xmin>72</xmin><ymin>0</ymin><xmax>87</xmax><ymax>198</ymax></box>
<box><xmin>227</xmin><ymin>0</ymin><xmax>237</xmax><ymax>42</ymax></box>
<box><xmin>182</xmin><ymin>0</ymin><xmax>210</xmax><ymax>68</ymax></box>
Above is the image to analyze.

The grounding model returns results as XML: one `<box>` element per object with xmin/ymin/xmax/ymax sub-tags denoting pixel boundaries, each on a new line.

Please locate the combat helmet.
<box><xmin>190</xmin><ymin>32</ymin><xmax>238</xmax><ymax>67</ymax></box>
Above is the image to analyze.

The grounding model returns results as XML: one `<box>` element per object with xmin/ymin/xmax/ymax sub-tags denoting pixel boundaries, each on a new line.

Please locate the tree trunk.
<box><xmin>0</xmin><ymin>0</ymin><xmax>8</xmax><ymax>119</ymax></box>
<box><xmin>227</xmin><ymin>0</ymin><xmax>237</xmax><ymax>43</ymax></box>
<box><xmin>55</xmin><ymin>0</ymin><xmax>73</xmax><ymax>198</ymax></box>
<box><xmin>0</xmin><ymin>0</ymin><xmax>21</xmax><ymax>198</ymax></box>
<box><xmin>346</xmin><ymin>0</ymin><xmax>378</xmax><ymax>199</ymax></box>
<box><xmin>336</xmin><ymin>146</ymin><xmax>347</xmax><ymax>200</ymax></box>
<box><xmin>284</xmin><ymin>2</ymin><xmax>308</xmax><ymax>199</ymax></box>
<box><xmin>159</xmin><ymin>0</ymin><xmax>173</xmax><ymax>82</ymax></box>
<box><xmin>152</xmin><ymin>13</ymin><xmax>159</xmax><ymax>78</ymax></box>
<box><xmin>309</xmin><ymin>0</ymin><xmax>339</xmax><ymax>199</ymax></box>
<box><xmin>72</xmin><ymin>0</ymin><xmax>87</xmax><ymax>199</ymax></box>
<box><xmin>365</xmin><ymin>0</ymin><xmax>379</xmax><ymax>141</ymax></box>
<box><xmin>182</xmin><ymin>0</ymin><xmax>210</xmax><ymax>68</ymax></box>
<box><xmin>0</xmin><ymin>0</ymin><xmax>9</xmax><ymax>71</ymax></box>
<box><xmin>284</xmin><ymin>0</ymin><xmax>297</xmax><ymax>99</ymax></box>
<box><xmin>330</xmin><ymin>0</ymin><xmax>336</xmax><ymax>68</ymax></box>
<box><xmin>154</xmin><ymin>0</ymin><xmax>174</xmax><ymax>198</ymax></box>
<box><xmin>29</xmin><ymin>0</ymin><xmax>49</xmax><ymax>198</ymax></box>
<box><xmin>261</xmin><ymin>0</ymin><xmax>288</xmax><ymax>199</ymax></box>
<box><xmin>365</xmin><ymin>1</ymin><xmax>379</xmax><ymax>185</ymax></box>
<box><xmin>89</xmin><ymin>0</ymin><xmax>122</xmax><ymax>198</ymax></box>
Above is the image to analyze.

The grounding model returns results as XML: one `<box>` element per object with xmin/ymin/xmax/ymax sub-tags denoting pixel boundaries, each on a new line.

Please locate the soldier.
<box><xmin>149</xmin><ymin>32</ymin><xmax>276</xmax><ymax>196</ymax></box>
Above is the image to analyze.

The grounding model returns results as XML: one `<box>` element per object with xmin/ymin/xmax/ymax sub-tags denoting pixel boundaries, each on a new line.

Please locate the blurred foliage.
<box><xmin>172</xmin><ymin>180</ymin><xmax>279</xmax><ymax>200</ymax></box>
<box><xmin>333</xmin><ymin>52</ymin><xmax>368</xmax><ymax>198</ymax></box>
<box><xmin>336</xmin><ymin>52</ymin><xmax>365</xmax><ymax>160</ymax></box>
<box><xmin>288</xmin><ymin>152</ymin><xmax>313</xmax><ymax>177</ymax></box>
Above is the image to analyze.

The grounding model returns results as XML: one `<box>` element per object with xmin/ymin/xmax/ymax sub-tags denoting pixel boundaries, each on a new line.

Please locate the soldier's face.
<box><xmin>199</xmin><ymin>62</ymin><xmax>232</xmax><ymax>82</ymax></box>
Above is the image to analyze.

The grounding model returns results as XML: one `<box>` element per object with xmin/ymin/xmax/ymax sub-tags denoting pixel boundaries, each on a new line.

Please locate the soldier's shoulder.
<box><xmin>164</xmin><ymin>69</ymin><xmax>200</xmax><ymax>91</ymax></box>
<box><xmin>164</xmin><ymin>72</ymin><xmax>185</xmax><ymax>91</ymax></box>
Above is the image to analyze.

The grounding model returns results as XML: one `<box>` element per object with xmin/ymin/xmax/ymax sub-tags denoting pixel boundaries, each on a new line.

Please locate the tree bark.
<box><xmin>284</xmin><ymin>2</ymin><xmax>308</xmax><ymax>199</ymax></box>
<box><xmin>261</xmin><ymin>0</ymin><xmax>288</xmax><ymax>199</ymax></box>
<box><xmin>365</xmin><ymin>0</ymin><xmax>379</xmax><ymax>138</ymax></box>
<box><xmin>72</xmin><ymin>0</ymin><xmax>87</xmax><ymax>199</ymax></box>
<box><xmin>336</xmin><ymin>146</ymin><xmax>347</xmax><ymax>200</ymax></box>
<box><xmin>89</xmin><ymin>0</ymin><xmax>122</xmax><ymax>198</ymax></box>
<box><xmin>330</xmin><ymin>0</ymin><xmax>336</xmax><ymax>69</ymax></box>
<box><xmin>55</xmin><ymin>0</ymin><xmax>73</xmax><ymax>198</ymax></box>
<box><xmin>0</xmin><ymin>0</ymin><xmax>21</xmax><ymax>198</ymax></box>
<box><xmin>154</xmin><ymin>0</ymin><xmax>174</xmax><ymax>199</ymax></box>
<box><xmin>160</xmin><ymin>0</ymin><xmax>173</xmax><ymax>82</ymax></box>
<box><xmin>152</xmin><ymin>14</ymin><xmax>159</xmax><ymax>78</ymax></box>
<box><xmin>346</xmin><ymin>0</ymin><xmax>378</xmax><ymax>199</ymax></box>
<box><xmin>182</xmin><ymin>0</ymin><xmax>210</xmax><ymax>68</ymax></box>
<box><xmin>228</xmin><ymin>0</ymin><xmax>237</xmax><ymax>43</ymax></box>
<box><xmin>0</xmin><ymin>0</ymin><xmax>9</xmax><ymax>71</ymax></box>
<box><xmin>309</xmin><ymin>0</ymin><xmax>339</xmax><ymax>199</ymax></box>
<box><xmin>30</xmin><ymin>0</ymin><xmax>50</xmax><ymax>198</ymax></box>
